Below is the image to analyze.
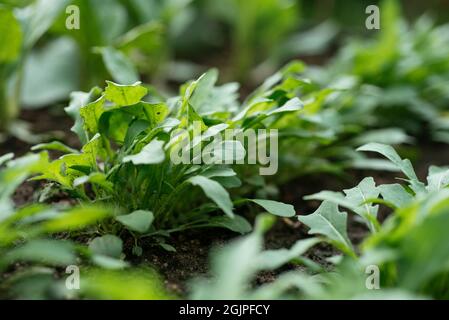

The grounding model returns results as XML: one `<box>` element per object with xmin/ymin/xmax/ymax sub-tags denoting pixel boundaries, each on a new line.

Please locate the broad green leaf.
<box><xmin>357</xmin><ymin>143</ymin><xmax>425</xmax><ymax>194</ymax></box>
<box><xmin>343</xmin><ymin>177</ymin><xmax>380</xmax><ymax>231</ymax></box>
<box><xmin>99</xmin><ymin>102</ymin><xmax>168</xmax><ymax>144</ymax></box>
<box><xmin>281</xmin><ymin>21</ymin><xmax>338</xmax><ymax>57</ymax></box>
<box><xmin>116</xmin><ymin>210</ymin><xmax>154</xmax><ymax>234</ymax></box>
<box><xmin>213</xmin><ymin>176</ymin><xmax>242</xmax><ymax>189</ymax></box>
<box><xmin>298</xmin><ymin>201</ymin><xmax>354</xmax><ymax>256</ymax></box>
<box><xmin>202</xmin><ymin>166</ymin><xmax>237</xmax><ymax>178</ymax></box>
<box><xmin>124</xmin><ymin>119</ymin><xmax>150</xmax><ymax>148</ymax></box>
<box><xmin>92</xmin><ymin>255</ymin><xmax>128</xmax><ymax>270</ymax></box>
<box><xmin>81</xmin><ymin>133</ymin><xmax>105</xmax><ymax>164</ymax></box>
<box><xmin>426</xmin><ymin>166</ymin><xmax>449</xmax><ymax>192</ymax></box>
<box><xmin>189</xmin><ymin>69</ymin><xmax>239</xmax><ymax>115</ymax></box>
<box><xmin>65</xmin><ymin>87</ymin><xmax>102</xmax><ymax>144</ymax></box>
<box><xmin>104</xmin><ymin>81</ymin><xmax>148</xmax><ymax>106</ymax></box>
<box><xmin>80</xmin><ymin>96</ymin><xmax>106</xmax><ymax>136</ymax></box>
<box><xmin>123</xmin><ymin>139</ymin><xmax>165</xmax><ymax>165</ymax></box>
<box><xmin>378</xmin><ymin>184</ymin><xmax>414</xmax><ymax>208</ymax></box>
<box><xmin>305</xmin><ymin>191</ymin><xmax>353</xmax><ymax>210</ymax></box>
<box><xmin>0</xmin><ymin>8</ymin><xmax>22</xmax><ymax>63</ymax></box>
<box><xmin>73</xmin><ymin>172</ymin><xmax>113</xmax><ymax>193</ymax></box>
<box><xmin>189</xmin><ymin>175</ymin><xmax>234</xmax><ymax>218</ymax></box>
<box><xmin>306</xmin><ymin>178</ymin><xmax>381</xmax><ymax>232</ymax></box>
<box><xmin>118</xmin><ymin>22</ymin><xmax>165</xmax><ymax>73</ymax></box>
<box><xmin>99</xmin><ymin>46</ymin><xmax>139</xmax><ymax>85</ymax></box>
<box><xmin>89</xmin><ymin>235</ymin><xmax>123</xmax><ymax>259</ymax></box>
<box><xmin>21</xmin><ymin>37</ymin><xmax>79</xmax><ymax>108</ymax></box>
<box><xmin>207</xmin><ymin>215</ymin><xmax>252</xmax><ymax>234</ymax></box>
<box><xmin>189</xmin><ymin>69</ymin><xmax>219</xmax><ymax>111</ymax></box>
<box><xmin>32</xmin><ymin>153</ymin><xmax>91</xmax><ymax>188</ymax></box>
<box><xmin>32</xmin><ymin>141</ymin><xmax>79</xmax><ymax>154</ymax></box>
<box><xmin>250</xmin><ymin>199</ymin><xmax>296</xmax><ymax>217</ymax></box>
<box><xmin>265</xmin><ymin>97</ymin><xmax>304</xmax><ymax>116</ymax></box>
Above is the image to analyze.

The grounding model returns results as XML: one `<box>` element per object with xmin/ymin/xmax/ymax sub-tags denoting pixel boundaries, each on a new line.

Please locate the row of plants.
<box><xmin>192</xmin><ymin>144</ymin><xmax>449</xmax><ymax>299</ymax></box>
<box><xmin>4</xmin><ymin>141</ymin><xmax>449</xmax><ymax>299</ymax></box>
<box><xmin>1</xmin><ymin>0</ymin><xmax>449</xmax><ymax>299</ymax></box>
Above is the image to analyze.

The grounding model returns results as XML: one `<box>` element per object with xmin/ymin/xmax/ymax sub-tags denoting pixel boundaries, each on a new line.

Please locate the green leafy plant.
<box><xmin>300</xmin><ymin>143</ymin><xmax>449</xmax><ymax>298</ymax></box>
<box><xmin>31</xmin><ymin>70</ymin><xmax>303</xmax><ymax>248</ymax></box>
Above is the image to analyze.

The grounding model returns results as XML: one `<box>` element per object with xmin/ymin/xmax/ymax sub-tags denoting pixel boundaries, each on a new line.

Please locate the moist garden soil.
<box><xmin>4</xmin><ymin>108</ymin><xmax>449</xmax><ymax>297</ymax></box>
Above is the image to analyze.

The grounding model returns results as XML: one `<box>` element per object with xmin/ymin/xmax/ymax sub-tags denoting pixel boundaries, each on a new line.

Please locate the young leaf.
<box><xmin>207</xmin><ymin>215</ymin><xmax>252</xmax><ymax>234</ymax></box>
<box><xmin>250</xmin><ymin>199</ymin><xmax>296</xmax><ymax>217</ymax></box>
<box><xmin>188</xmin><ymin>176</ymin><xmax>234</xmax><ymax>218</ymax></box>
<box><xmin>265</xmin><ymin>97</ymin><xmax>304</xmax><ymax>116</ymax></box>
<box><xmin>31</xmin><ymin>141</ymin><xmax>79</xmax><ymax>154</ymax></box>
<box><xmin>426</xmin><ymin>166</ymin><xmax>449</xmax><ymax>192</ymax></box>
<box><xmin>343</xmin><ymin>177</ymin><xmax>380</xmax><ymax>231</ymax></box>
<box><xmin>65</xmin><ymin>87</ymin><xmax>102</xmax><ymax>144</ymax></box>
<box><xmin>116</xmin><ymin>210</ymin><xmax>154</xmax><ymax>234</ymax></box>
<box><xmin>80</xmin><ymin>96</ymin><xmax>106</xmax><ymax>136</ymax></box>
<box><xmin>104</xmin><ymin>81</ymin><xmax>148</xmax><ymax>106</ymax></box>
<box><xmin>298</xmin><ymin>201</ymin><xmax>355</xmax><ymax>257</ymax></box>
<box><xmin>73</xmin><ymin>172</ymin><xmax>114</xmax><ymax>193</ymax></box>
<box><xmin>357</xmin><ymin>143</ymin><xmax>425</xmax><ymax>194</ymax></box>
<box><xmin>123</xmin><ymin>139</ymin><xmax>165</xmax><ymax>165</ymax></box>
<box><xmin>89</xmin><ymin>235</ymin><xmax>123</xmax><ymax>259</ymax></box>
<box><xmin>99</xmin><ymin>47</ymin><xmax>139</xmax><ymax>85</ymax></box>
<box><xmin>43</xmin><ymin>206</ymin><xmax>111</xmax><ymax>233</ymax></box>
<box><xmin>378</xmin><ymin>184</ymin><xmax>414</xmax><ymax>208</ymax></box>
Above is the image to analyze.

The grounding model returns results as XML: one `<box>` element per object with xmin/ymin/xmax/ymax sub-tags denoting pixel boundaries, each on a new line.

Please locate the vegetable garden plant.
<box><xmin>1</xmin><ymin>0</ymin><xmax>449</xmax><ymax>301</ymax></box>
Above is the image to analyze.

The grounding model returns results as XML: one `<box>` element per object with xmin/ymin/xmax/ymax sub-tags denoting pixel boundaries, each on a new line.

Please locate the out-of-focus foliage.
<box><xmin>308</xmin><ymin>0</ymin><xmax>449</xmax><ymax>142</ymax></box>
<box><xmin>0</xmin><ymin>153</ymin><xmax>111</xmax><ymax>298</ymax></box>
<box><xmin>0</xmin><ymin>0</ymin><xmax>70</xmax><ymax>131</ymax></box>
<box><xmin>0</xmin><ymin>152</ymin><xmax>173</xmax><ymax>300</ymax></box>
<box><xmin>191</xmin><ymin>145</ymin><xmax>449</xmax><ymax>299</ymax></box>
